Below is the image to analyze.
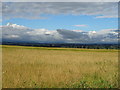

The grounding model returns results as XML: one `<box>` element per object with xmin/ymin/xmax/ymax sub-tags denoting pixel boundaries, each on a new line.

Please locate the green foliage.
<box><xmin>70</xmin><ymin>73</ymin><xmax>117</xmax><ymax>88</ymax></box>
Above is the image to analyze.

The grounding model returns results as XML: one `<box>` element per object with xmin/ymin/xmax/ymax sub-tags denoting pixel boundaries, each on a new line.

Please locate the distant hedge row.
<box><xmin>2</xmin><ymin>42</ymin><xmax>120</xmax><ymax>49</ymax></box>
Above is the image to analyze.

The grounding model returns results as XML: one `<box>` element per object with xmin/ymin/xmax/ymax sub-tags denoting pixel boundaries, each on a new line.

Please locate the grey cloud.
<box><xmin>57</xmin><ymin>29</ymin><xmax>90</xmax><ymax>40</ymax></box>
<box><xmin>2</xmin><ymin>2</ymin><xmax>118</xmax><ymax>20</ymax></box>
<box><xmin>1</xmin><ymin>23</ymin><xmax>119</xmax><ymax>44</ymax></box>
<box><xmin>1</xmin><ymin>24</ymin><xmax>64</xmax><ymax>43</ymax></box>
<box><xmin>57</xmin><ymin>29</ymin><xmax>92</xmax><ymax>43</ymax></box>
<box><xmin>2</xmin><ymin>0</ymin><xmax>120</xmax><ymax>2</ymax></box>
<box><xmin>57</xmin><ymin>29</ymin><xmax>81</xmax><ymax>39</ymax></box>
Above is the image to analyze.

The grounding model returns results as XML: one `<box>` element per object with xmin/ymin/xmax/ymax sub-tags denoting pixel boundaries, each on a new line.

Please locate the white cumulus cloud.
<box><xmin>73</xmin><ymin>24</ymin><xmax>88</xmax><ymax>27</ymax></box>
<box><xmin>1</xmin><ymin>23</ymin><xmax>119</xmax><ymax>44</ymax></box>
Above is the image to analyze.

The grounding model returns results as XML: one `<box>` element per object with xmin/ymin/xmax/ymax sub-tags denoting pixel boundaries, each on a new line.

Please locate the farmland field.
<box><xmin>2</xmin><ymin>45</ymin><xmax>118</xmax><ymax>88</ymax></box>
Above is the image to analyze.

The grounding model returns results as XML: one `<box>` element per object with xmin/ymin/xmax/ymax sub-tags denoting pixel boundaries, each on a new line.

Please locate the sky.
<box><xmin>2</xmin><ymin>2</ymin><xmax>118</xmax><ymax>31</ymax></box>
<box><xmin>1</xmin><ymin>2</ymin><xmax>119</xmax><ymax>44</ymax></box>
<box><xmin>2</xmin><ymin>14</ymin><xmax>118</xmax><ymax>31</ymax></box>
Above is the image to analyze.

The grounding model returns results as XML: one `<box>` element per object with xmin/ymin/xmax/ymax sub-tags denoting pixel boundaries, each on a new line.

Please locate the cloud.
<box><xmin>95</xmin><ymin>15</ymin><xmax>118</xmax><ymax>18</ymax></box>
<box><xmin>57</xmin><ymin>29</ymin><xmax>90</xmax><ymax>43</ymax></box>
<box><xmin>1</xmin><ymin>23</ymin><xmax>119</xmax><ymax>44</ymax></box>
<box><xmin>2</xmin><ymin>2</ymin><xmax>118</xmax><ymax>20</ymax></box>
<box><xmin>72</xmin><ymin>30</ymin><xmax>83</xmax><ymax>32</ymax></box>
<box><xmin>1</xmin><ymin>23</ymin><xmax>64</xmax><ymax>43</ymax></box>
<box><xmin>73</xmin><ymin>24</ymin><xmax>88</xmax><ymax>27</ymax></box>
<box><xmin>2</xmin><ymin>0</ymin><xmax>120</xmax><ymax>2</ymax></box>
<box><xmin>5</xmin><ymin>35</ymin><xmax>20</xmax><ymax>38</ymax></box>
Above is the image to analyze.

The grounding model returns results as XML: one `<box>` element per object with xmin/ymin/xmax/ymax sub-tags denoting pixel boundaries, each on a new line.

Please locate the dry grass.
<box><xmin>2</xmin><ymin>45</ymin><xmax>118</xmax><ymax>88</ymax></box>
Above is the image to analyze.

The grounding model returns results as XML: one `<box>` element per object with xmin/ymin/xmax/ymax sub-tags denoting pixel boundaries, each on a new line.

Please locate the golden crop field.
<box><xmin>2</xmin><ymin>45</ymin><xmax>118</xmax><ymax>88</ymax></box>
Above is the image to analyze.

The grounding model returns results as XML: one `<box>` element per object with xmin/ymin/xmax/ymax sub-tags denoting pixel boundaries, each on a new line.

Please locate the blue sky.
<box><xmin>3</xmin><ymin>14</ymin><xmax>117</xmax><ymax>31</ymax></box>
<box><xmin>2</xmin><ymin>2</ymin><xmax>118</xmax><ymax>31</ymax></box>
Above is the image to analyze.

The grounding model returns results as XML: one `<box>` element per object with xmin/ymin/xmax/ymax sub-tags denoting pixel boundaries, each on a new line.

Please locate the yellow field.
<box><xmin>2</xmin><ymin>45</ymin><xmax>118</xmax><ymax>88</ymax></box>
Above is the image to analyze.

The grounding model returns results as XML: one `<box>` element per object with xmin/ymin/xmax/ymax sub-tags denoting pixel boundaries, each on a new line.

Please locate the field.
<box><xmin>2</xmin><ymin>45</ymin><xmax>118</xmax><ymax>88</ymax></box>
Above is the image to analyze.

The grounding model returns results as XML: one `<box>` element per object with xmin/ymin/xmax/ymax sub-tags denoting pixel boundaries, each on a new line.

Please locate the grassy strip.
<box><xmin>2</xmin><ymin>45</ymin><xmax>118</xmax><ymax>52</ymax></box>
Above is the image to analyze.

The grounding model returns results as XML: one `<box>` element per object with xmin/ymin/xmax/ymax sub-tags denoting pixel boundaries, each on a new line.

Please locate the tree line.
<box><xmin>2</xmin><ymin>42</ymin><xmax>120</xmax><ymax>49</ymax></box>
